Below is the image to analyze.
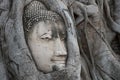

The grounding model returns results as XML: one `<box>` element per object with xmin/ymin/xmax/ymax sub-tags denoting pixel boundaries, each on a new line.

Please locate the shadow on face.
<box><xmin>27</xmin><ymin>20</ymin><xmax>67</xmax><ymax>73</ymax></box>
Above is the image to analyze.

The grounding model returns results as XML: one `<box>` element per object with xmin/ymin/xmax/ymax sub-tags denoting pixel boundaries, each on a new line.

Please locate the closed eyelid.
<box><xmin>40</xmin><ymin>33</ymin><xmax>48</xmax><ymax>37</ymax></box>
<box><xmin>39</xmin><ymin>31</ymin><xmax>52</xmax><ymax>39</ymax></box>
<box><xmin>59</xmin><ymin>32</ymin><xmax>66</xmax><ymax>39</ymax></box>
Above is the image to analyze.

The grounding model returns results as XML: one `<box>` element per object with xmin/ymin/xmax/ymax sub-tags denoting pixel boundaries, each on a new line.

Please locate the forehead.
<box><xmin>34</xmin><ymin>20</ymin><xmax>66</xmax><ymax>35</ymax></box>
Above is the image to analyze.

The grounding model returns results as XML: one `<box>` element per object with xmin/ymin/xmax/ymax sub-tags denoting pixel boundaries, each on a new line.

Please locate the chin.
<box><xmin>52</xmin><ymin>64</ymin><xmax>65</xmax><ymax>71</ymax></box>
<box><xmin>40</xmin><ymin>64</ymin><xmax>65</xmax><ymax>73</ymax></box>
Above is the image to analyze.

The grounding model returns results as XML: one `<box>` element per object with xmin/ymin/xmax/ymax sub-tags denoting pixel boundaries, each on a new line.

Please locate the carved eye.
<box><xmin>60</xmin><ymin>32</ymin><xmax>66</xmax><ymax>41</ymax></box>
<box><xmin>39</xmin><ymin>31</ymin><xmax>52</xmax><ymax>40</ymax></box>
<box><xmin>40</xmin><ymin>33</ymin><xmax>52</xmax><ymax>40</ymax></box>
<box><xmin>61</xmin><ymin>38</ymin><xmax>65</xmax><ymax>41</ymax></box>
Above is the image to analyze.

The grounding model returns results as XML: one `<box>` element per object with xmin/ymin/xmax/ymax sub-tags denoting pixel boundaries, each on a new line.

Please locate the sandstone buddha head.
<box><xmin>23</xmin><ymin>0</ymin><xmax>67</xmax><ymax>73</ymax></box>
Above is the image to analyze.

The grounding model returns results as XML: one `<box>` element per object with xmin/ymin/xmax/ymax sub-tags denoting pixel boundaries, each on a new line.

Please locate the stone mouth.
<box><xmin>51</xmin><ymin>56</ymin><xmax>66</xmax><ymax>64</ymax></box>
<box><xmin>51</xmin><ymin>56</ymin><xmax>66</xmax><ymax>62</ymax></box>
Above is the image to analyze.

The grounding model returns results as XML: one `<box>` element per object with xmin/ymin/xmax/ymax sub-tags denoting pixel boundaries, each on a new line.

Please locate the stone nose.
<box><xmin>55</xmin><ymin>50</ymin><xmax>67</xmax><ymax>56</ymax></box>
<box><xmin>54</xmin><ymin>38</ymin><xmax>67</xmax><ymax>56</ymax></box>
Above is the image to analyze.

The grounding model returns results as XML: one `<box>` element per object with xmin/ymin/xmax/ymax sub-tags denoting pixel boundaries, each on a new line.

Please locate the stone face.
<box><xmin>27</xmin><ymin>21</ymin><xmax>67</xmax><ymax>73</ymax></box>
<box><xmin>23</xmin><ymin>0</ymin><xmax>67</xmax><ymax>73</ymax></box>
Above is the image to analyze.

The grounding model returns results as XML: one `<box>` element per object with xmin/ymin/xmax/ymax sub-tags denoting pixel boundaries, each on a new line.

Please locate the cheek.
<box><xmin>39</xmin><ymin>44</ymin><xmax>54</xmax><ymax>60</ymax></box>
<box><xmin>28</xmin><ymin>40</ymin><xmax>55</xmax><ymax>72</ymax></box>
<box><xmin>29</xmin><ymin>40</ymin><xmax>54</xmax><ymax>59</ymax></box>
